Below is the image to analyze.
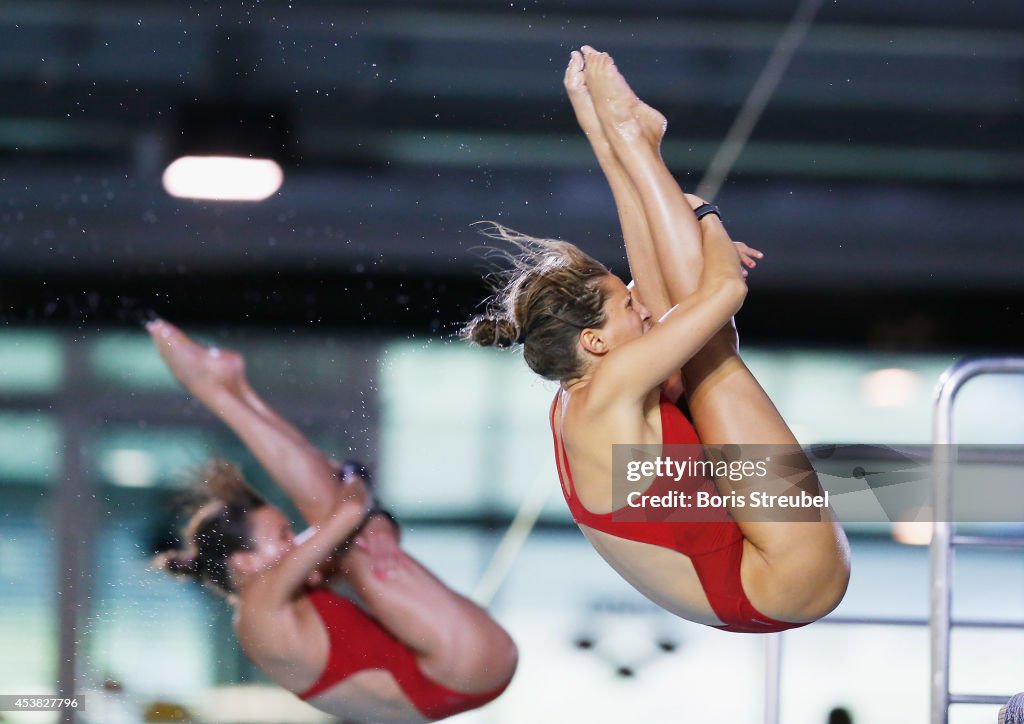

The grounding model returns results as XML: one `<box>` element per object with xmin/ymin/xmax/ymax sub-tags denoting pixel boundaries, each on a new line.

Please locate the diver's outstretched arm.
<box><xmin>242</xmin><ymin>493</ymin><xmax>372</xmax><ymax>612</ymax></box>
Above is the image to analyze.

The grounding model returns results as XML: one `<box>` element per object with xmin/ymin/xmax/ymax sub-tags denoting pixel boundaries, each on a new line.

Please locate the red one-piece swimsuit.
<box><xmin>297</xmin><ymin>588</ymin><xmax>510</xmax><ymax>719</ymax></box>
<box><xmin>550</xmin><ymin>392</ymin><xmax>809</xmax><ymax>634</ymax></box>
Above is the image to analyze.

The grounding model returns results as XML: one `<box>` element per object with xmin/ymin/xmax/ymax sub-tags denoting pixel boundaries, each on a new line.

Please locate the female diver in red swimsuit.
<box><xmin>147</xmin><ymin>320</ymin><xmax>516</xmax><ymax>722</ymax></box>
<box><xmin>464</xmin><ymin>46</ymin><xmax>850</xmax><ymax>633</ymax></box>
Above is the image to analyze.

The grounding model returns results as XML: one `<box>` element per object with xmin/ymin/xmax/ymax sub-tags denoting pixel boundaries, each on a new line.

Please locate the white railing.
<box><xmin>930</xmin><ymin>357</ymin><xmax>1024</xmax><ymax>724</ymax></box>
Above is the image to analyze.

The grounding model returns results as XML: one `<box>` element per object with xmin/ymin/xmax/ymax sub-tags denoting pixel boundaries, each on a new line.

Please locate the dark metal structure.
<box><xmin>1</xmin><ymin>0</ymin><xmax>1022</xmax><ymax>344</ymax></box>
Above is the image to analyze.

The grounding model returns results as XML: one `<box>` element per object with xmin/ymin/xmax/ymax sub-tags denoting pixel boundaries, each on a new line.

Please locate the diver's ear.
<box><xmin>579</xmin><ymin>327</ymin><xmax>608</xmax><ymax>356</ymax></box>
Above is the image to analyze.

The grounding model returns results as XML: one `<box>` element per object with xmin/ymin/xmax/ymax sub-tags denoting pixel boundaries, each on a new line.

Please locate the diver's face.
<box><xmin>598</xmin><ymin>275</ymin><xmax>651</xmax><ymax>348</ymax></box>
<box><xmin>240</xmin><ymin>505</ymin><xmax>295</xmax><ymax>573</ymax></box>
<box><xmin>626</xmin><ymin>281</ymin><xmax>654</xmax><ymax>333</ymax></box>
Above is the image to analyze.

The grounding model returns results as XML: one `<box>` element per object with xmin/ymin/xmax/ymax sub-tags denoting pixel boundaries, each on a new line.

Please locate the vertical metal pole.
<box><xmin>764</xmin><ymin>633</ymin><xmax>782</xmax><ymax>724</ymax></box>
<box><xmin>929</xmin><ymin>365</ymin><xmax>958</xmax><ymax>724</ymax></box>
<box><xmin>56</xmin><ymin>334</ymin><xmax>99</xmax><ymax>724</ymax></box>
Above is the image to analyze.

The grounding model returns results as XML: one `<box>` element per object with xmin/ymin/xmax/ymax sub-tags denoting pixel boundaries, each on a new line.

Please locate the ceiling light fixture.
<box><xmin>163</xmin><ymin>100</ymin><xmax>291</xmax><ymax>202</ymax></box>
<box><xmin>162</xmin><ymin>156</ymin><xmax>283</xmax><ymax>201</ymax></box>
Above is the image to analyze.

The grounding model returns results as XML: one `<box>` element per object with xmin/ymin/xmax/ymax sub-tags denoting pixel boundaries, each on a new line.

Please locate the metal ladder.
<box><xmin>931</xmin><ymin>357</ymin><xmax>1024</xmax><ymax>724</ymax></box>
<box><xmin>762</xmin><ymin>357</ymin><xmax>1024</xmax><ymax>724</ymax></box>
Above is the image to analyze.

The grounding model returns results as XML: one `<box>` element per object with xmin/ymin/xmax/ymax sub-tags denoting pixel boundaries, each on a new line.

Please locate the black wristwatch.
<box><xmin>693</xmin><ymin>203</ymin><xmax>722</xmax><ymax>222</ymax></box>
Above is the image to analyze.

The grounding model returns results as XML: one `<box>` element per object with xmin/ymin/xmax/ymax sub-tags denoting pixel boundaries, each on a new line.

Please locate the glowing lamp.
<box><xmin>162</xmin><ymin>156</ymin><xmax>283</xmax><ymax>201</ymax></box>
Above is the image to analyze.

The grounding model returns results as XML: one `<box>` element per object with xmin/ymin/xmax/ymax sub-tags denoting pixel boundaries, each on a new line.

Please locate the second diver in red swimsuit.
<box><xmin>149</xmin><ymin>320</ymin><xmax>516</xmax><ymax>722</ymax></box>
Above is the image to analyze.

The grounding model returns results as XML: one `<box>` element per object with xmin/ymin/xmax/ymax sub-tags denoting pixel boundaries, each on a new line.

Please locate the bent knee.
<box><xmin>746</xmin><ymin>539</ymin><xmax>851</xmax><ymax>622</ymax></box>
<box><xmin>495</xmin><ymin>633</ymin><xmax>519</xmax><ymax>682</ymax></box>
<box><xmin>788</xmin><ymin>560</ymin><xmax>850</xmax><ymax>620</ymax></box>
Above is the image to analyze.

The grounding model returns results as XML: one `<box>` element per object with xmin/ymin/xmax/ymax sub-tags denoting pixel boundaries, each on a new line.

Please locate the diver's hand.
<box><xmin>353</xmin><ymin>515</ymin><xmax>403</xmax><ymax>581</ymax></box>
<box><xmin>733</xmin><ymin>242</ymin><xmax>764</xmax><ymax>278</ymax></box>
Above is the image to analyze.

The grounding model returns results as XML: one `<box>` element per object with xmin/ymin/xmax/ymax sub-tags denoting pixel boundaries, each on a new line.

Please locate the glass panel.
<box><xmin>951</xmin><ymin>373</ymin><xmax>1024</xmax><ymax>445</ymax></box>
<box><xmin>89</xmin><ymin>332</ymin><xmax>178</xmax><ymax>391</ymax></box>
<box><xmin>92</xmin><ymin>425</ymin><xmax>352</xmax><ymax>503</ymax></box>
<box><xmin>89</xmin><ymin>329</ymin><xmax>363</xmax><ymax>395</ymax></box>
<box><xmin>79</xmin><ymin>495</ymin><xmax>222</xmax><ymax>722</ymax></box>
<box><xmin>744</xmin><ymin>350</ymin><xmax>958</xmax><ymax>445</ymax></box>
<box><xmin>239</xmin><ymin>335</ymin><xmax>355</xmax><ymax>397</ymax></box>
<box><xmin>0</xmin><ymin>492</ymin><xmax>57</xmax><ymax>695</ymax></box>
<box><xmin>23</xmin><ymin>327</ymin><xmax>1018</xmax><ymax>724</ymax></box>
<box><xmin>378</xmin><ymin>341</ymin><xmax>1024</xmax><ymax>542</ymax></box>
<box><xmin>0</xmin><ymin>330</ymin><xmax>63</xmax><ymax>394</ymax></box>
<box><xmin>491</xmin><ymin>355</ymin><xmax>571</xmax><ymax>518</ymax></box>
<box><xmin>93</xmin><ymin>426</ymin><xmax>213</xmax><ymax>489</ymax></box>
<box><xmin>0</xmin><ymin>412</ymin><xmax>61</xmax><ymax>484</ymax></box>
<box><xmin>378</xmin><ymin>341</ymin><xmax>492</xmax><ymax>516</ymax></box>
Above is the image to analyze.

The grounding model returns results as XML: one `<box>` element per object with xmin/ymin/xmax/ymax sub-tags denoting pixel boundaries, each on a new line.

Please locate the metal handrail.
<box><xmin>820</xmin><ymin>615</ymin><xmax>1024</xmax><ymax>629</ymax></box>
<box><xmin>930</xmin><ymin>357</ymin><xmax>1024</xmax><ymax>724</ymax></box>
<box><xmin>761</xmin><ymin>357</ymin><xmax>1024</xmax><ymax>724</ymax></box>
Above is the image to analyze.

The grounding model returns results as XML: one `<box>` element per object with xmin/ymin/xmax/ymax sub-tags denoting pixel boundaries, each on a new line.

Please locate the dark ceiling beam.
<box><xmin>2</xmin><ymin>114</ymin><xmax>1020</xmax><ymax>184</ymax></box>
<box><xmin>1</xmin><ymin>90</ymin><xmax>1021</xmax><ymax>148</ymax></box>
<box><xmin>304</xmin><ymin>130</ymin><xmax>1024</xmax><ymax>184</ymax></box>
<box><xmin>1</xmin><ymin>8</ymin><xmax>1021</xmax><ymax>60</ymax></box>
<box><xmin>0</xmin><ymin>17</ymin><xmax>1018</xmax><ymax>134</ymax></box>
<box><xmin>1</xmin><ymin>2</ymin><xmax>1022</xmax><ymax>48</ymax></box>
<box><xmin>0</xmin><ymin>166</ymin><xmax>1019</xmax><ymax>292</ymax></box>
<box><xmin>3</xmin><ymin>271</ymin><xmax>1022</xmax><ymax>354</ymax></box>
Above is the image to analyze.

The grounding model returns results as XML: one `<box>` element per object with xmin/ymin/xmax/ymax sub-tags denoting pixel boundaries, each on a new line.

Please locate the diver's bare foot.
<box><xmin>563</xmin><ymin>50</ymin><xmax>608</xmax><ymax>150</ymax></box>
<box><xmin>580</xmin><ymin>46</ymin><xmax>666</xmax><ymax>150</ymax></box>
<box><xmin>146</xmin><ymin>319</ymin><xmax>246</xmax><ymax>400</ymax></box>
